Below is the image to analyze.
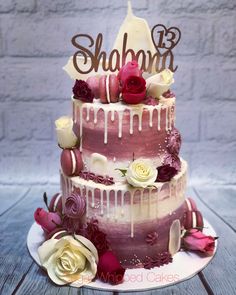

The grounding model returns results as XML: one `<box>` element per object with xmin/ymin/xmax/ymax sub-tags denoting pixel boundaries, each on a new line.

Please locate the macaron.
<box><xmin>49</xmin><ymin>193</ymin><xmax>63</xmax><ymax>214</ymax></box>
<box><xmin>184</xmin><ymin>197</ymin><xmax>197</xmax><ymax>212</ymax></box>
<box><xmin>86</xmin><ymin>75</ymin><xmax>100</xmax><ymax>98</ymax></box>
<box><xmin>99</xmin><ymin>74</ymin><xmax>120</xmax><ymax>103</ymax></box>
<box><xmin>61</xmin><ymin>148</ymin><xmax>83</xmax><ymax>177</ymax></box>
<box><xmin>184</xmin><ymin>210</ymin><xmax>204</xmax><ymax>231</ymax></box>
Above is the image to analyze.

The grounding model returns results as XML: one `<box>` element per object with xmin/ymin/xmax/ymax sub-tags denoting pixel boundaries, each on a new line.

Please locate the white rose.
<box><xmin>126</xmin><ymin>159</ymin><xmax>157</xmax><ymax>188</ymax></box>
<box><xmin>38</xmin><ymin>233</ymin><xmax>98</xmax><ymax>286</ymax></box>
<box><xmin>55</xmin><ymin>116</ymin><xmax>78</xmax><ymax>148</ymax></box>
<box><xmin>146</xmin><ymin>69</ymin><xmax>174</xmax><ymax>99</ymax></box>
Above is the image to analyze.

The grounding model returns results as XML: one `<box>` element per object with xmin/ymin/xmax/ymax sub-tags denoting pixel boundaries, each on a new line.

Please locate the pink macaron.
<box><xmin>61</xmin><ymin>148</ymin><xmax>83</xmax><ymax>177</ymax></box>
<box><xmin>184</xmin><ymin>210</ymin><xmax>204</xmax><ymax>231</ymax></box>
<box><xmin>49</xmin><ymin>193</ymin><xmax>63</xmax><ymax>214</ymax></box>
<box><xmin>99</xmin><ymin>74</ymin><xmax>120</xmax><ymax>103</ymax></box>
<box><xmin>86</xmin><ymin>75</ymin><xmax>100</xmax><ymax>98</ymax></box>
<box><xmin>184</xmin><ymin>197</ymin><xmax>198</xmax><ymax>212</ymax></box>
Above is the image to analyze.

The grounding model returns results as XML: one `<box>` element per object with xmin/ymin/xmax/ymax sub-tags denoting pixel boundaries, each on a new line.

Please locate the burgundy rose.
<box><xmin>91</xmin><ymin>231</ymin><xmax>109</xmax><ymax>255</ymax></box>
<box><xmin>34</xmin><ymin>208</ymin><xmax>62</xmax><ymax>234</ymax></box>
<box><xmin>144</xmin><ymin>96</ymin><xmax>159</xmax><ymax>106</ymax></box>
<box><xmin>122</xmin><ymin>76</ymin><xmax>146</xmax><ymax>104</ymax></box>
<box><xmin>118</xmin><ymin>60</ymin><xmax>142</xmax><ymax>86</ymax></box>
<box><xmin>162</xmin><ymin>89</ymin><xmax>175</xmax><ymax>98</ymax></box>
<box><xmin>164</xmin><ymin>153</ymin><xmax>181</xmax><ymax>172</ymax></box>
<box><xmin>167</xmin><ymin>128</ymin><xmax>182</xmax><ymax>155</ymax></box>
<box><xmin>156</xmin><ymin>164</ymin><xmax>178</xmax><ymax>182</ymax></box>
<box><xmin>64</xmin><ymin>192</ymin><xmax>86</xmax><ymax>219</ymax></box>
<box><xmin>73</xmin><ymin>79</ymin><xmax>94</xmax><ymax>102</ymax></box>
<box><xmin>97</xmin><ymin>251</ymin><xmax>126</xmax><ymax>285</ymax></box>
<box><xmin>182</xmin><ymin>229</ymin><xmax>217</xmax><ymax>256</ymax></box>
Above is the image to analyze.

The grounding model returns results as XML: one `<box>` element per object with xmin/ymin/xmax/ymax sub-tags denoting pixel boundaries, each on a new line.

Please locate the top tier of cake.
<box><xmin>73</xmin><ymin>96</ymin><xmax>176</xmax><ymax>182</ymax></box>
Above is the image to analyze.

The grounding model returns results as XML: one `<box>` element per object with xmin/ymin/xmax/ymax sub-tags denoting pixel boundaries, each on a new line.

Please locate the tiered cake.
<box><xmin>33</xmin><ymin>3</ymin><xmax>217</xmax><ymax>287</ymax></box>
<box><xmin>57</xmin><ymin>4</ymin><xmax>189</xmax><ymax>269</ymax></box>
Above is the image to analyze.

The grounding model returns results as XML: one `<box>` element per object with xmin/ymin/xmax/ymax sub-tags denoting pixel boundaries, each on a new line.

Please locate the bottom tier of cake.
<box><xmin>60</xmin><ymin>160</ymin><xmax>188</xmax><ymax>268</ymax></box>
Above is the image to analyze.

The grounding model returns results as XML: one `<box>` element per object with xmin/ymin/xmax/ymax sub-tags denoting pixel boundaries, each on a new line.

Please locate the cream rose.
<box><xmin>126</xmin><ymin>159</ymin><xmax>157</xmax><ymax>188</ymax></box>
<box><xmin>38</xmin><ymin>233</ymin><xmax>98</xmax><ymax>286</ymax></box>
<box><xmin>55</xmin><ymin>116</ymin><xmax>78</xmax><ymax>148</ymax></box>
<box><xmin>146</xmin><ymin>69</ymin><xmax>174</xmax><ymax>99</ymax></box>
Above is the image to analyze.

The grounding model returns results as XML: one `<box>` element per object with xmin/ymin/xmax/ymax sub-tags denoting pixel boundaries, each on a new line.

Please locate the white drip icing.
<box><xmin>79</xmin><ymin>106</ymin><xmax>83</xmax><ymax>152</ymax></box>
<box><xmin>149</xmin><ymin>108</ymin><xmax>154</xmax><ymax>127</ymax></box>
<box><xmin>93</xmin><ymin>108</ymin><xmax>98</xmax><ymax>124</ymax></box>
<box><xmin>91</xmin><ymin>188</ymin><xmax>95</xmax><ymax>208</ymax></box>
<box><xmin>158</xmin><ymin>108</ymin><xmax>161</xmax><ymax>130</ymax></box>
<box><xmin>165</xmin><ymin>107</ymin><xmax>169</xmax><ymax>131</ymax></box>
<box><xmin>100</xmin><ymin>190</ymin><xmax>104</xmax><ymax>216</ymax></box>
<box><xmin>86</xmin><ymin>105</ymin><xmax>90</xmax><ymax>121</ymax></box>
<box><xmin>104</xmin><ymin>109</ymin><xmax>109</xmax><ymax>144</ymax></box>
<box><xmin>85</xmin><ymin>187</ymin><xmax>88</xmax><ymax>214</ymax></box>
<box><xmin>114</xmin><ymin>190</ymin><xmax>118</xmax><ymax>221</ymax></box>
<box><xmin>130</xmin><ymin>191</ymin><xmax>134</xmax><ymax>238</ymax></box>
<box><xmin>118</xmin><ymin>112</ymin><xmax>123</xmax><ymax>138</ymax></box>
<box><xmin>111</xmin><ymin>109</ymin><xmax>115</xmax><ymax>121</ymax></box>
<box><xmin>121</xmin><ymin>191</ymin><xmax>125</xmax><ymax>216</ymax></box>
<box><xmin>106</xmin><ymin>190</ymin><xmax>110</xmax><ymax>219</ymax></box>
<box><xmin>129</xmin><ymin>109</ymin><xmax>134</xmax><ymax>134</ymax></box>
<box><xmin>140</xmin><ymin>190</ymin><xmax>143</xmax><ymax>211</ymax></box>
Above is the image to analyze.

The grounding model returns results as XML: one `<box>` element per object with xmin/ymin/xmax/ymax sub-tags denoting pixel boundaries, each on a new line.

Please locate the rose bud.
<box><xmin>34</xmin><ymin>208</ymin><xmax>62</xmax><ymax>234</ymax></box>
<box><xmin>118</xmin><ymin>60</ymin><xmax>142</xmax><ymax>86</ymax></box>
<box><xmin>182</xmin><ymin>229</ymin><xmax>217</xmax><ymax>256</ymax></box>
<box><xmin>97</xmin><ymin>251</ymin><xmax>126</xmax><ymax>285</ymax></box>
<box><xmin>64</xmin><ymin>192</ymin><xmax>86</xmax><ymax>219</ymax></box>
<box><xmin>122</xmin><ymin>76</ymin><xmax>146</xmax><ymax>104</ymax></box>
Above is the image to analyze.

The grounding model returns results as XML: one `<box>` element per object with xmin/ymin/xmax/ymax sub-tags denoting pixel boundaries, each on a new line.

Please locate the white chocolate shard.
<box><xmin>168</xmin><ymin>219</ymin><xmax>181</xmax><ymax>256</ymax></box>
<box><xmin>112</xmin><ymin>1</ymin><xmax>156</xmax><ymax>72</ymax></box>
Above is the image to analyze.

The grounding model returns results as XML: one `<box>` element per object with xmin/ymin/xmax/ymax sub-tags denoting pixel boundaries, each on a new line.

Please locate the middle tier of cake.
<box><xmin>72</xmin><ymin>97</ymin><xmax>176</xmax><ymax>181</ymax></box>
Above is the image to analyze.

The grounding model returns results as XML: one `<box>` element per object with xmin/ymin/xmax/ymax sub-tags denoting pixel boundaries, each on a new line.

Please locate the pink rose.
<box><xmin>182</xmin><ymin>229</ymin><xmax>217</xmax><ymax>256</ymax></box>
<box><xmin>97</xmin><ymin>251</ymin><xmax>126</xmax><ymax>285</ymax></box>
<box><xmin>122</xmin><ymin>76</ymin><xmax>146</xmax><ymax>104</ymax></box>
<box><xmin>164</xmin><ymin>153</ymin><xmax>181</xmax><ymax>171</ymax></box>
<box><xmin>118</xmin><ymin>60</ymin><xmax>142</xmax><ymax>86</ymax></box>
<box><xmin>34</xmin><ymin>208</ymin><xmax>62</xmax><ymax>234</ymax></box>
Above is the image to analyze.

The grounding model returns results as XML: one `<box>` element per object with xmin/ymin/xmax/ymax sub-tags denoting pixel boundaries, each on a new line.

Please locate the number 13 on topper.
<box><xmin>65</xmin><ymin>1</ymin><xmax>181</xmax><ymax>78</ymax></box>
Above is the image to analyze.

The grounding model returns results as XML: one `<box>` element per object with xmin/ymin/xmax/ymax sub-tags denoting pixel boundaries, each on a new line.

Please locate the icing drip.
<box><xmin>148</xmin><ymin>189</ymin><xmax>151</xmax><ymax>217</ymax></box>
<box><xmin>158</xmin><ymin>108</ymin><xmax>161</xmax><ymax>131</ymax></box>
<box><xmin>106</xmin><ymin>190</ymin><xmax>110</xmax><ymax>219</ymax></box>
<box><xmin>93</xmin><ymin>108</ymin><xmax>98</xmax><ymax>124</ymax></box>
<box><xmin>114</xmin><ymin>190</ymin><xmax>118</xmax><ymax>221</ymax></box>
<box><xmin>100</xmin><ymin>190</ymin><xmax>104</xmax><ymax>216</ymax></box>
<box><xmin>91</xmin><ymin>188</ymin><xmax>95</xmax><ymax>208</ymax></box>
<box><xmin>129</xmin><ymin>109</ymin><xmax>134</xmax><ymax>134</ymax></box>
<box><xmin>79</xmin><ymin>106</ymin><xmax>83</xmax><ymax>152</ymax></box>
<box><xmin>121</xmin><ymin>191</ymin><xmax>125</xmax><ymax>216</ymax></box>
<box><xmin>104</xmin><ymin>109</ymin><xmax>109</xmax><ymax>144</ymax></box>
<box><xmin>86</xmin><ymin>105</ymin><xmax>90</xmax><ymax>121</ymax></box>
<box><xmin>165</xmin><ymin>107</ymin><xmax>169</xmax><ymax>131</ymax></box>
<box><xmin>130</xmin><ymin>191</ymin><xmax>134</xmax><ymax>238</ymax></box>
<box><xmin>149</xmin><ymin>108</ymin><xmax>154</xmax><ymax>128</ymax></box>
<box><xmin>118</xmin><ymin>112</ymin><xmax>123</xmax><ymax>138</ymax></box>
<box><xmin>140</xmin><ymin>190</ymin><xmax>143</xmax><ymax>211</ymax></box>
<box><xmin>111</xmin><ymin>109</ymin><xmax>115</xmax><ymax>121</ymax></box>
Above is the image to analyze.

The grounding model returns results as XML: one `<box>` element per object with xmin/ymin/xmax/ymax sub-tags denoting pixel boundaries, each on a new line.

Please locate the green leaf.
<box><xmin>43</xmin><ymin>192</ymin><xmax>50</xmax><ymax>211</ymax></box>
<box><xmin>115</xmin><ymin>168</ymin><xmax>127</xmax><ymax>177</ymax></box>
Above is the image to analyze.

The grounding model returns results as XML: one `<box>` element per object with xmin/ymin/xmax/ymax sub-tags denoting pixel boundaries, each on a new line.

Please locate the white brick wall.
<box><xmin>0</xmin><ymin>0</ymin><xmax>236</xmax><ymax>185</ymax></box>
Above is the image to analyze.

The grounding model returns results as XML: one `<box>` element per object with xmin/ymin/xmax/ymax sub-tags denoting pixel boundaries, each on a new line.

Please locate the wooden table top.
<box><xmin>1</xmin><ymin>184</ymin><xmax>235</xmax><ymax>295</ymax></box>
